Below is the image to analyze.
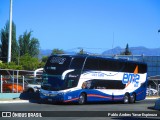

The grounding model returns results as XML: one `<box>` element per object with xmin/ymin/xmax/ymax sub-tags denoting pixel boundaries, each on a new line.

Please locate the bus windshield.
<box><xmin>41</xmin><ymin>55</ymin><xmax>85</xmax><ymax>90</ymax></box>
<box><xmin>44</xmin><ymin>56</ymin><xmax>72</xmax><ymax>75</ymax></box>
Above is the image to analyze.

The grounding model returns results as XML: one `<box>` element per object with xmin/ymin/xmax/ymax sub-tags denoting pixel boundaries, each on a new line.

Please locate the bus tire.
<box><xmin>123</xmin><ymin>94</ymin><xmax>129</xmax><ymax>104</ymax></box>
<box><xmin>130</xmin><ymin>93</ymin><xmax>136</xmax><ymax>103</ymax></box>
<box><xmin>78</xmin><ymin>93</ymin><xmax>86</xmax><ymax>105</ymax></box>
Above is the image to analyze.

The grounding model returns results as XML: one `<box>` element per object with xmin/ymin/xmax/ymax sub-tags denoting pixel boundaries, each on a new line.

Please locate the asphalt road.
<box><xmin>0</xmin><ymin>99</ymin><xmax>159</xmax><ymax>120</ymax></box>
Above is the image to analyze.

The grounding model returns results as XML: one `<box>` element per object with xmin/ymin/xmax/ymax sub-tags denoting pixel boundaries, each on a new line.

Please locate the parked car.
<box><xmin>24</xmin><ymin>79</ymin><xmax>41</xmax><ymax>93</ymax></box>
<box><xmin>1</xmin><ymin>78</ymin><xmax>23</xmax><ymax>93</ymax></box>
<box><xmin>146</xmin><ymin>88</ymin><xmax>158</xmax><ymax>96</ymax></box>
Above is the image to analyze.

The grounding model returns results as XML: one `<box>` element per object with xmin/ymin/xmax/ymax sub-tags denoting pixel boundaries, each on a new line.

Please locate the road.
<box><xmin>0</xmin><ymin>99</ymin><xmax>159</xmax><ymax>120</ymax></box>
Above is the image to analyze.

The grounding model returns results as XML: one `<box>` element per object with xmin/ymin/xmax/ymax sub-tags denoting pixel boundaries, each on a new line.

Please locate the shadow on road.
<box><xmin>19</xmin><ymin>92</ymin><xmax>40</xmax><ymax>103</ymax></box>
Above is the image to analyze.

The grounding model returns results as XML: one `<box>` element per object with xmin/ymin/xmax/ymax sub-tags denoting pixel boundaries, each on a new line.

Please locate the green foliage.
<box><xmin>0</xmin><ymin>21</ymin><xmax>41</xmax><ymax>70</ymax></box>
<box><xmin>0</xmin><ymin>21</ymin><xmax>18</xmax><ymax>62</ymax></box>
<box><xmin>37</xmin><ymin>56</ymin><xmax>48</xmax><ymax>68</ymax></box>
<box><xmin>38</xmin><ymin>62</ymin><xmax>45</xmax><ymax>68</ymax></box>
<box><xmin>0</xmin><ymin>23</ymin><xmax>9</xmax><ymax>62</ymax></box>
<box><xmin>120</xmin><ymin>44</ymin><xmax>132</xmax><ymax>55</ymax></box>
<box><xmin>77</xmin><ymin>49</ymin><xmax>86</xmax><ymax>55</ymax></box>
<box><xmin>0</xmin><ymin>62</ymin><xmax>22</xmax><ymax>70</ymax></box>
<box><xmin>18</xmin><ymin>31</ymin><xmax>40</xmax><ymax>58</ymax></box>
<box><xmin>0</xmin><ymin>21</ymin><xmax>46</xmax><ymax>70</ymax></box>
<box><xmin>41</xmin><ymin>56</ymin><xmax>48</xmax><ymax>63</ymax></box>
<box><xmin>51</xmin><ymin>49</ymin><xmax>65</xmax><ymax>55</ymax></box>
<box><xmin>19</xmin><ymin>54</ymin><xmax>39</xmax><ymax>70</ymax></box>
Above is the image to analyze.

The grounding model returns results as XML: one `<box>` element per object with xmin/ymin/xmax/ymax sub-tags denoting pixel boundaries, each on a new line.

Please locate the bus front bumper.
<box><xmin>40</xmin><ymin>92</ymin><xmax>64</xmax><ymax>103</ymax></box>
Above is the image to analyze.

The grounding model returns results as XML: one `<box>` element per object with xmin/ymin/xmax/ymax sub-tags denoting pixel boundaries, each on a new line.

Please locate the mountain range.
<box><xmin>40</xmin><ymin>46</ymin><xmax>160</xmax><ymax>57</ymax></box>
<box><xmin>102</xmin><ymin>46</ymin><xmax>160</xmax><ymax>56</ymax></box>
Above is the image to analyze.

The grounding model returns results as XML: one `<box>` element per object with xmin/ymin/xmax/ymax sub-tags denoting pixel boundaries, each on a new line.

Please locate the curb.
<box><xmin>0</xmin><ymin>100</ymin><xmax>29</xmax><ymax>104</ymax></box>
<box><xmin>145</xmin><ymin>97</ymin><xmax>159</xmax><ymax>100</ymax></box>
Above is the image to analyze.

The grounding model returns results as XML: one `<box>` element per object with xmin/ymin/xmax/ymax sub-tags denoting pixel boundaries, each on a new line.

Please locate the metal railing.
<box><xmin>0</xmin><ymin>75</ymin><xmax>25</xmax><ymax>93</ymax></box>
<box><xmin>0</xmin><ymin>68</ymin><xmax>43</xmax><ymax>93</ymax></box>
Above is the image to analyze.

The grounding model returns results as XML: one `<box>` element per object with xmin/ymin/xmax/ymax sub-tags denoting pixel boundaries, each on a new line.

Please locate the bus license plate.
<box><xmin>48</xmin><ymin>99</ymin><xmax>52</xmax><ymax>102</ymax></box>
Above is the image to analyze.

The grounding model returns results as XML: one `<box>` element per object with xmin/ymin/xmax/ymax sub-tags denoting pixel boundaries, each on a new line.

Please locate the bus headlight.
<box><xmin>42</xmin><ymin>93</ymin><xmax>56</xmax><ymax>97</ymax></box>
<box><xmin>57</xmin><ymin>92</ymin><xmax>64</xmax><ymax>96</ymax></box>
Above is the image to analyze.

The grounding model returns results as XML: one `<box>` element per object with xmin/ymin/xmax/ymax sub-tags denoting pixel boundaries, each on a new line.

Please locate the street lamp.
<box><xmin>8</xmin><ymin>0</ymin><xmax>13</xmax><ymax>63</ymax></box>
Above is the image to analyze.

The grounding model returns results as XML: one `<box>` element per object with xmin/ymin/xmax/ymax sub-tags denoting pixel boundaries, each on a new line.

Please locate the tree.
<box><xmin>0</xmin><ymin>62</ymin><xmax>22</xmax><ymax>70</ymax></box>
<box><xmin>19</xmin><ymin>54</ymin><xmax>39</xmax><ymax>70</ymax></box>
<box><xmin>51</xmin><ymin>49</ymin><xmax>65</xmax><ymax>55</ymax></box>
<box><xmin>77</xmin><ymin>48</ymin><xmax>86</xmax><ymax>55</ymax></box>
<box><xmin>38</xmin><ymin>56</ymin><xmax>48</xmax><ymax>68</ymax></box>
<box><xmin>121</xmin><ymin>44</ymin><xmax>132</xmax><ymax>55</ymax></box>
<box><xmin>41</xmin><ymin>56</ymin><xmax>48</xmax><ymax>63</ymax></box>
<box><xmin>0</xmin><ymin>21</ymin><xmax>18</xmax><ymax>62</ymax></box>
<box><xmin>18</xmin><ymin>31</ymin><xmax>40</xmax><ymax>58</ymax></box>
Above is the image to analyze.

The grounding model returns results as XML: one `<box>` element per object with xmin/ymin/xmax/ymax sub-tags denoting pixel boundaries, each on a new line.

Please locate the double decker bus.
<box><xmin>40</xmin><ymin>55</ymin><xmax>147</xmax><ymax>104</ymax></box>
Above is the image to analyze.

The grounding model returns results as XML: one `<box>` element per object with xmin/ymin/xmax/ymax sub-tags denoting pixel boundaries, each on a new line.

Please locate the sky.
<box><xmin>0</xmin><ymin>0</ymin><xmax>160</xmax><ymax>53</ymax></box>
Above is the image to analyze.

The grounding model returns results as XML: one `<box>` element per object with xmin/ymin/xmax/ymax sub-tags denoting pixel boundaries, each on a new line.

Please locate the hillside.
<box><xmin>102</xmin><ymin>46</ymin><xmax>160</xmax><ymax>56</ymax></box>
<box><xmin>39</xmin><ymin>46</ymin><xmax>160</xmax><ymax>57</ymax></box>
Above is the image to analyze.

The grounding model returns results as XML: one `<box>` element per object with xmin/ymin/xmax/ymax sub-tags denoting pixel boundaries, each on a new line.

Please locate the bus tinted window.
<box><xmin>82</xmin><ymin>80</ymin><xmax>125</xmax><ymax>89</ymax></box>
<box><xmin>123</xmin><ymin>62</ymin><xmax>147</xmax><ymax>73</ymax></box>
<box><xmin>70</xmin><ymin>57</ymin><xmax>85</xmax><ymax>70</ymax></box>
<box><xmin>44</xmin><ymin>56</ymin><xmax>72</xmax><ymax>74</ymax></box>
<box><xmin>99</xmin><ymin>59</ymin><xmax>125</xmax><ymax>71</ymax></box>
<box><xmin>84</xmin><ymin>58</ymin><xmax>99</xmax><ymax>70</ymax></box>
<box><xmin>138</xmin><ymin>64</ymin><xmax>147</xmax><ymax>73</ymax></box>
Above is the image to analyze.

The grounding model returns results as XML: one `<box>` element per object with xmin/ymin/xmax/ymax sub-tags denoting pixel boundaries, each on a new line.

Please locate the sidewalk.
<box><xmin>0</xmin><ymin>92</ymin><xmax>39</xmax><ymax>103</ymax></box>
<box><xmin>145</xmin><ymin>96</ymin><xmax>160</xmax><ymax>100</ymax></box>
<box><xmin>0</xmin><ymin>98</ymin><xmax>29</xmax><ymax>103</ymax></box>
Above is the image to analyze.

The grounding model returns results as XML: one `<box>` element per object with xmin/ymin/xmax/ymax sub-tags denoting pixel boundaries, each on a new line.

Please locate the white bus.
<box><xmin>40</xmin><ymin>55</ymin><xmax>147</xmax><ymax>104</ymax></box>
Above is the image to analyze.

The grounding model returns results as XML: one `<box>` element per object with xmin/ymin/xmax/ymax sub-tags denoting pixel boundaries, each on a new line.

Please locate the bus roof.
<box><xmin>50</xmin><ymin>54</ymin><xmax>146</xmax><ymax>65</ymax></box>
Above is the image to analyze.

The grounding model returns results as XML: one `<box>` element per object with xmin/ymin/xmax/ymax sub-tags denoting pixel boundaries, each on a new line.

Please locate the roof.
<box><xmin>0</xmin><ymin>69</ymin><xmax>43</xmax><ymax>76</ymax></box>
<box><xmin>148</xmin><ymin>75</ymin><xmax>160</xmax><ymax>81</ymax></box>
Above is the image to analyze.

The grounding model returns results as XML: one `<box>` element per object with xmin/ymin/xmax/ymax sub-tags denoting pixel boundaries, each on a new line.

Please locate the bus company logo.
<box><xmin>2</xmin><ymin>112</ymin><xmax>11</xmax><ymax>117</ymax></box>
<box><xmin>92</xmin><ymin>72</ymin><xmax>105</xmax><ymax>77</ymax></box>
<box><xmin>50</xmin><ymin>57</ymin><xmax>66</xmax><ymax>64</ymax></box>
<box><xmin>122</xmin><ymin>73</ymin><xmax>140</xmax><ymax>87</ymax></box>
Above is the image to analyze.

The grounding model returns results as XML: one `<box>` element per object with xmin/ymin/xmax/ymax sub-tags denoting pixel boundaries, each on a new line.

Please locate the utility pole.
<box><xmin>8</xmin><ymin>0</ymin><xmax>13</xmax><ymax>63</ymax></box>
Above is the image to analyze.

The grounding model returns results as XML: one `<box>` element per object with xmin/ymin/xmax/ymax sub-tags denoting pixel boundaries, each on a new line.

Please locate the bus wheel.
<box><xmin>78</xmin><ymin>93</ymin><xmax>86</xmax><ymax>105</ymax></box>
<box><xmin>130</xmin><ymin>93</ymin><xmax>136</xmax><ymax>103</ymax></box>
<box><xmin>123</xmin><ymin>94</ymin><xmax>129</xmax><ymax>104</ymax></box>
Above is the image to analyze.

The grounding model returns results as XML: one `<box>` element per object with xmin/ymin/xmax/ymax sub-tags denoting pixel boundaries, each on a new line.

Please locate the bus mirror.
<box><xmin>61</xmin><ymin>69</ymin><xmax>75</xmax><ymax>80</ymax></box>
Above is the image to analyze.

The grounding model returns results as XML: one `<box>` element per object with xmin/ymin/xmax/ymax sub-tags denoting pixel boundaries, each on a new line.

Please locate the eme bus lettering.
<box><xmin>50</xmin><ymin>57</ymin><xmax>66</xmax><ymax>64</ymax></box>
<box><xmin>122</xmin><ymin>73</ymin><xmax>140</xmax><ymax>87</ymax></box>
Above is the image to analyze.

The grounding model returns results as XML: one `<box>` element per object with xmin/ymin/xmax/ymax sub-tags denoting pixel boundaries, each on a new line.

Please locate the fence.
<box><xmin>0</xmin><ymin>75</ymin><xmax>25</xmax><ymax>93</ymax></box>
<box><xmin>0</xmin><ymin>69</ymin><xmax>43</xmax><ymax>93</ymax></box>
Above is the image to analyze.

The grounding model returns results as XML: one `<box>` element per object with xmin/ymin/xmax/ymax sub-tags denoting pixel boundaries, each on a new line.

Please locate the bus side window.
<box><xmin>67</xmin><ymin>79</ymin><xmax>75</xmax><ymax>88</ymax></box>
<box><xmin>82</xmin><ymin>81</ymin><xmax>92</xmax><ymax>89</ymax></box>
<box><xmin>83</xmin><ymin>58</ymin><xmax>99</xmax><ymax>70</ymax></box>
<box><xmin>82</xmin><ymin>82</ymin><xmax>87</xmax><ymax>89</ymax></box>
